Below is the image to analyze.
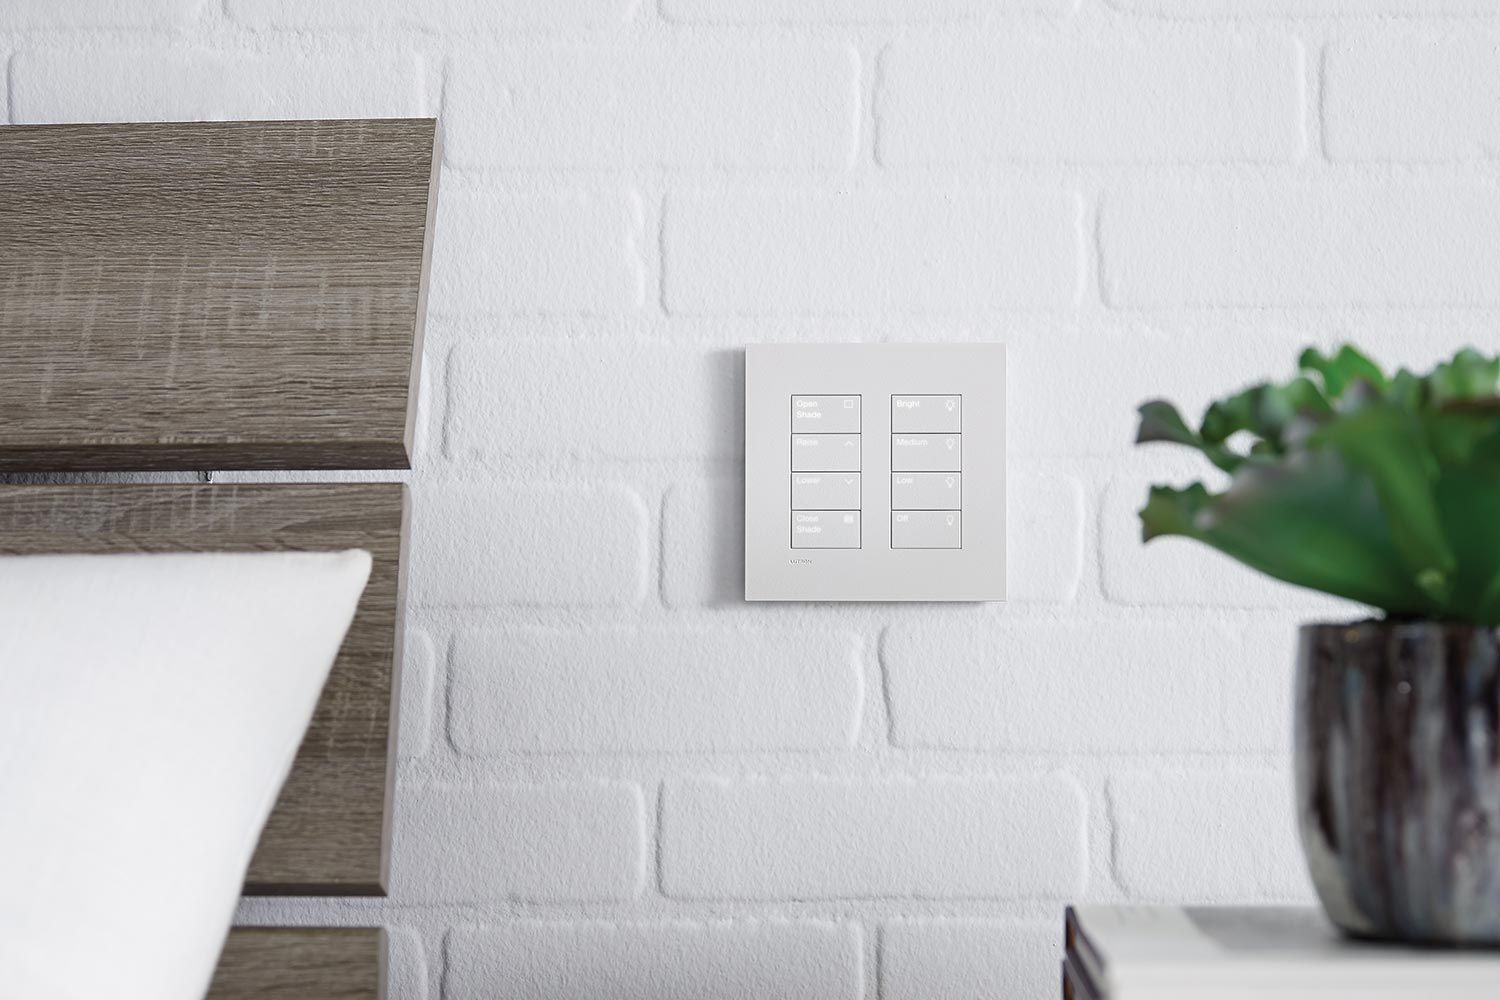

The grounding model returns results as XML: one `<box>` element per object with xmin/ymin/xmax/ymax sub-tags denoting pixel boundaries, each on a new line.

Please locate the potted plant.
<box><xmin>1137</xmin><ymin>345</ymin><xmax>1500</xmax><ymax>945</ymax></box>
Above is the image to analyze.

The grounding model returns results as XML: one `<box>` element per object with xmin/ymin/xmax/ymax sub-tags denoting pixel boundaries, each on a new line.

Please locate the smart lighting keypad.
<box><xmin>746</xmin><ymin>344</ymin><xmax>1005</xmax><ymax>602</ymax></box>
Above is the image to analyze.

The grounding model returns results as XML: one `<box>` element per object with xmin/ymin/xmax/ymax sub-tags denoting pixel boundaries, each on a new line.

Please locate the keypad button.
<box><xmin>891</xmin><ymin>510</ymin><xmax>961</xmax><ymax>549</ymax></box>
<box><xmin>891</xmin><ymin>434</ymin><xmax>960</xmax><ymax>472</ymax></box>
<box><xmin>792</xmin><ymin>434</ymin><xmax>861</xmax><ymax>472</ymax></box>
<box><xmin>792</xmin><ymin>473</ymin><xmax>860</xmax><ymax>510</ymax></box>
<box><xmin>792</xmin><ymin>510</ymin><xmax>861</xmax><ymax>549</ymax></box>
<box><xmin>891</xmin><ymin>472</ymin><xmax>960</xmax><ymax>510</ymax></box>
<box><xmin>791</xmin><ymin>395</ymin><xmax>861</xmax><ymax>434</ymax></box>
<box><xmin>892</xmin><ymin>395</ymin><xmax>961</xmax><ymax>433</ymax></box>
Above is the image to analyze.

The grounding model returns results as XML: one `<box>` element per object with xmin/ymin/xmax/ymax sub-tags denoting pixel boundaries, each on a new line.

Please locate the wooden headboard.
<box><xmin>0</xmin><ymin>118</ymin><xmax>438</xmax><ymax>999</ymax></box>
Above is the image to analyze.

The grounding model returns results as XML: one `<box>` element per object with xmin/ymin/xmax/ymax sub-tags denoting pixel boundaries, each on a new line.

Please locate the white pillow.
<box><xmin>0</xmin><ymin>551</ymin><xmax>372</xmax><ymax>1000</ymax></box>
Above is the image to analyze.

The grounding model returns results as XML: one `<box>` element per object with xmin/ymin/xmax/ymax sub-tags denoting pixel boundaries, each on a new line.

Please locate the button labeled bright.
<box><xmin>892</xmin><ymin>395</ymin><xmax>961</xmax><ymax>433</ymax></box>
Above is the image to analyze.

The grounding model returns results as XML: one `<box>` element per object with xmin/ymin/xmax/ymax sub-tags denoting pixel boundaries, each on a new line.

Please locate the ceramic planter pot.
<box><xmin>1296</xmin><ymin>621</ymin><xmax>1500</xmax><ymax>944</ymax></box>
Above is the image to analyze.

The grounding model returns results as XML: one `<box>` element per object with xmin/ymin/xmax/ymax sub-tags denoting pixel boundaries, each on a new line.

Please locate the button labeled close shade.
<box><xmin>892</xmin><ymin>395</ymin><xmax>961</xmax><ymax>433</ymax></box>
<box><xmin>792</xmin><ymin>473</ymin><xmax>860</xmax><ymax>510</ymax></box>
<box><xmin>891</xmin><ymin>472</ymin><xmax>960</xmax><ymax>510</ymax></box>
<box><xmin>792</xmin><ymin>434</ymin><xmax>861</xmax><ymax>472</ymax></box>
<box><xmin>792</xmin><ymin>510</ymin><xmax>861</xmax><ymax>549</ymax></box>
<box><xmin>891</xmin><ymin>434</ymin><xmax>960</xmax><ymax>472</ymax></box>
<box><xmin>791</xmin><ymin>395</ymin><xmax>861</xmax><ymax>434</ymax></box>
<box><xmin>892</xmin><ymin>510</ymin><xmax>961</xmax><ymax>549</ymax></box>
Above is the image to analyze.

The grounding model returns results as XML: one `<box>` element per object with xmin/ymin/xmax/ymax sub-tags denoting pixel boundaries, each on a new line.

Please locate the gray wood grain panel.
<box><xmin>0</xmin><ymin>483</ymin><xmax>405</xmax><ymax>894</ymax></box>
<box><xmin>208</xmin><ymin>929</ymin><xmax>384</xmax><ymax>1000</ymax></box>
<box><xmin>0</xmin><ymin>118</ymin><xmax>438</xmax><ymax>473</ymax></box>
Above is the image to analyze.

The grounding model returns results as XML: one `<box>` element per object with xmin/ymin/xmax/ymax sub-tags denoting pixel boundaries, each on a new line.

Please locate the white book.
<box><xmin>1066</xmin><ymin>906</ymin><xmax>1500</xmax><ymax>1000</ymax></box>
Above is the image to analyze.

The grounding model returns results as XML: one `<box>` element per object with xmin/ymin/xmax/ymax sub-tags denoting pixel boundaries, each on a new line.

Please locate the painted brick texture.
<box><xmin>665</xmin><ymin>188</ymin><xmax>1083</xmax><ymax>315</ymax></box>
<box><xmin>10</xmin><ymin>48</ymin><xmax>428</xmax><ymax>122</ymax></box>
<box><xmin>12</xmin><ymin>2</ymin><xmax>1467</xmax><ymax>998</ymax></box>
<box><xmin>878</xmin><ymin>35</ymin><xmax>1304</xmax><ymax>164</ymax></box>
<box><xmin>449</xmin><ymin>629</ymin><xmax>863</xmax><ymax>754</ymax></box>
<box><xmin>447</xmin><ymin>922</ymin><xmax>862</xmax><ymax>1000</ymax></box>
<box><xmin>662</xmin><ymin>776</ymin><xmax>1087</xmax><ymax>900</ymax></box>
<box><xmin>444</xmin><ymin>42</ymin><xmax>859</xmax><ymax>169</ymax></box>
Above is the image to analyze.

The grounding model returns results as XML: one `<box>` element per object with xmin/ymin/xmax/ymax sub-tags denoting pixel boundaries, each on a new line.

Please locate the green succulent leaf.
<box><xmin>1199</xmin><ymin>377</ymin><xmax>1331</xmax><ymax>450</ymax></box>
<box><xmin>1429</xmin><ymin>348</ymin><xmax>1500</xmax><ymax>406</ymax></box>
<box><xmin>1142</xmin><ymin>456</ymin><xmax>1430</xmax><ymax>614</ymax></box>
<box><xmin>1140</xmin><ymin>483</ymin><xmax>1212</xmax><ymax>542</ymax></box>
<box><xmin>1307</xmin><ymin>400</ymin><xmax>1454</xmax><ymax>603</ymax></box>
<box><xmin>1299</xmin><ymin>345</ymin><xmax>1387</xmax><ymax>399</ymax></box>
<box><xmin>1434</xmin><ymin>466</ymin><xmax>1500</xmax><ymax>624</ymax></box>
<box><xmin>1135</xmin><ymin>401</ymin><xmax>1242</xmax><ymax>473</ymax></box>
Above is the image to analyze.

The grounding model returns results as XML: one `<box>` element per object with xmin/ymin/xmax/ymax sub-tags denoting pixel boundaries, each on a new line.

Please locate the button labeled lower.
<box><xmin>792</xmin><ymin>395</ymin><xmax>861</xmax><ymax>434</ymax></box>
<box><xmin>892</xmin><ymin>510</ymin><xmax>961</xmax><ymax>549</ymax></box>
<box><xmin>792</xmin><ymin>473</ymin><xmax>860</xmax><ymax>510</ymax></box>
<box><xmin>891</xmin><ymin>472</ymin><xmax>961</xmax><ymax>510</ymax></box>
<box><xmin>892</xmin><ymin>395</ymin><xmax>961</xmax><ymax>433</ymax></box>
<box><xmin>792</xmin><ymin>434</ymin><xmax>861</xmax><ymax>472</ymax></box>
<box><xmin>891</xmin><ymin>434</ymin><xmax>960</xmax><ymax>472</ymax></box>
<box><xmin>793</xmin><ymin>510</ymin><xmax>861</xmax><ymax>549</ymax></box>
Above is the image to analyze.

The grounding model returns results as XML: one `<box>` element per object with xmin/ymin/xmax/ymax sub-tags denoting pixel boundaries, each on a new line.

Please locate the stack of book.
<box><xmin>1064</xmin><ymin>906</ymin><xmax>1500</xmax><ymax>999</ymax></box>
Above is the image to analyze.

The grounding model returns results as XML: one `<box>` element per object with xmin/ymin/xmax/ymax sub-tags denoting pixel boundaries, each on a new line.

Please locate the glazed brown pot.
<box><xmin>1296</xmin><ymin>621</ymin><xmax>1500</xmax><ymax>944</ymax></box>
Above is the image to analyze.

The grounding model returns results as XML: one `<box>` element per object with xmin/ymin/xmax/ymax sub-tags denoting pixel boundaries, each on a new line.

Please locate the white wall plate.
<box><xmin>744</xmin><ymin>343</ymin><xmax>1005</xmax><ymax>602</ymax></box>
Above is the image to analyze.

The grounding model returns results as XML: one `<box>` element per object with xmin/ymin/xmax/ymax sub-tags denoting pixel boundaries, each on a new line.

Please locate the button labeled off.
<box><xmin>892</xmin><ymin>510</ymin><xmax>961</xmax><ymax>549</ymax></box>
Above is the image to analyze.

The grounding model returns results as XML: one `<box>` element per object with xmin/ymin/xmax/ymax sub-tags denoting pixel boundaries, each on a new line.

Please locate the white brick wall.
<box><xmin>1109</xmin><ymin>771</ymin><xmax>1314</xmax><ymax>903</ymax></box>
<box><xmin>662</xmin><ymin>775</ymin><xmax>1087</xmax><ymax>900</ymax></box>
<box><xmin>877</xmin><ymin>35</ymin><xmax>1304</xmax><ymax>165</ymax></box>
<box><xmin>0</xmin><ymin>0</ymin><xmax>205</xmax><ymax>28</ymax></box>
<box><xmin>882</xmin><ymin>621</ymin><xmax>1248</xmax><ymax>753</ymax></box>
<box><xmin>664</xmin><ymin>188</ymin><xmax>1083</xmax><ymax>315</ymax></box>
<box><xmin>881</xmin><ymin>921</ymin><xmax>1060</xmax><ymax>1000</ymax></box>
<box><xmin>443</xmin><ymin>42</ymin><xmax>859</xmax><ymax>170</ymax></box>
<box><xmin>227</xmin><ymin>0</ymin><xmax>639</xmax><ymax>31</ymax></box>
<box><xmin>1324</xmin><ymin>33</ymin><xmax>1500</xmax><ymax>163</ymax></box>
<box><xmin>449</xmin><ymin>629</ymin><xmax>863</xmax><ymax>753</ymax></box>
<box><xmin>662</xmin><ymin>0</ymin><xmax>1074</xmax><ymax>23</ymax></box>
<box><xmin>444</xmin><ymin>342</ymin><xmax>740</xmax><ymax>462</ymax></box>
<box><xmin>431</xmin><ymin>188</ymin><xmax>646</xmax><ymax>315</ymax></box>
<box><xmin>394</xmin><ymin>782</ymin><xmax>646</xmax><ymax>902</ymax></box>
<box><xmin>447</xmin><ymin>922</ymin><xmax>862</xmax><ymax>1000</ymax></box>
<box><xmin>11</xmin><ymin>47</ymin><xmax>429</xmax><ymax>122</ymax></box>
<box><xmin>411</xmin><ymin>483</ymin><xmax>650</xmax><ymax>607</ymax></box>
<box><xmin>1100</xmin><ymin>180</ymin><xmax>1500</xmax><ymax>307</ymax></box>
<box><xmin>20</xmin><ymin>2</ymin><xmax>1471</xmax><ymax>996</ymax></box>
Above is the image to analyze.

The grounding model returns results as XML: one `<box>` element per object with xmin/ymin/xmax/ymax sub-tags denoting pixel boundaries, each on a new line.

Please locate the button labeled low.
<box><xmin>792</xmin><ymin>473</ymin><xmax>860</xmax><ymax>510</ymax></box>
<box><xmin>892</xmin><ymin>395</ymin><xmax>961</xmax><ymax>433</ymax></box>
<box><xmin>891</xmin><ymin>472</ymin><xmax>961</xmax><ymax>510</ymax></box>
<box><xmin>891</xmin><ymin>434</ymin><xmax>960</xmax><ymax>472</ymax></box>
<box><xmin>792</xmin><ymin>434</ymin><xmax>861</xmax><ymax>472</ymax></box>
<box><xmin>792</xmin><ymin>510</ymin><xmax>861</xmax><ymax>549</ymax></box>
<box><xmin>792</xmin><ymin>395</ymin><xmax>861</xmax><ymax>434</ymax></box>
<box><xmin>892</xmin><ymin>510</ymin><xmax>962</xmax><ymax>549</ymax></box>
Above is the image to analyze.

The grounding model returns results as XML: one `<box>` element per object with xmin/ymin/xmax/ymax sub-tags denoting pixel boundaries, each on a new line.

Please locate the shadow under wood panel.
<box><xmin>208</xmin><ymin>929</ymin><xmax>384</xmax><ymax>1000</ymax></box>
<box><xmin>0</xmin><ymin>483</ymin><xmax>406</xmax><ymax>894</ymax></box>
<box><xmin>0</xmin><ymin>118</ymin><xmax>438</xmax><ymax>472</ymax></box>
